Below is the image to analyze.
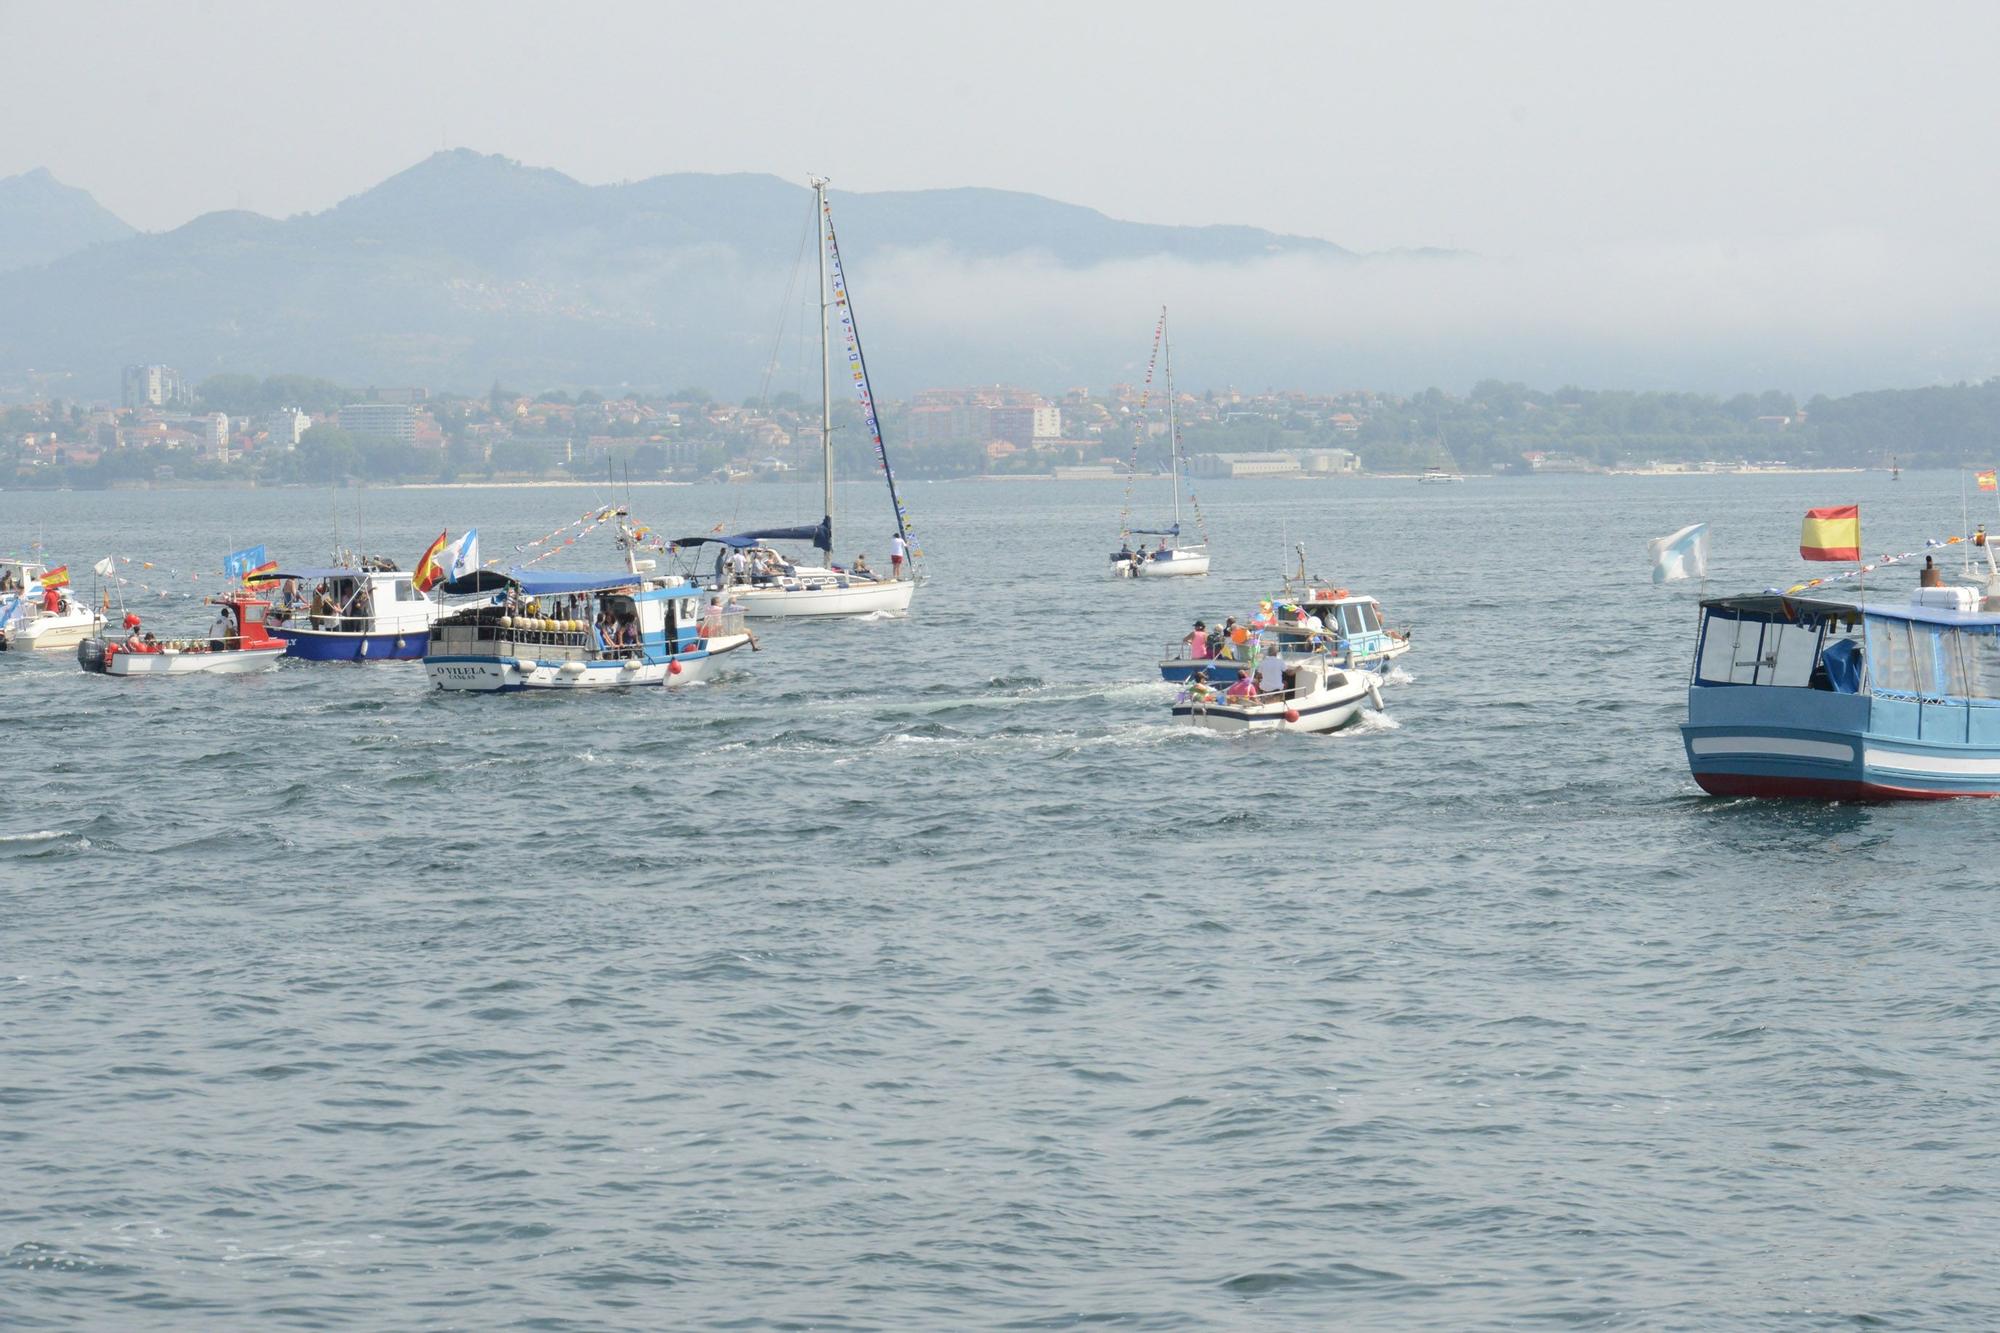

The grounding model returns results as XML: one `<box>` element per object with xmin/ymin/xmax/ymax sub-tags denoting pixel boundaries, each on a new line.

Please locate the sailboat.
<box><xmin>683</xmin><ymin>178</ymin><xmax>917</xmax><ymax>619</ymax></box>
<box><xmin>1112</xmin><ymin>308</ymin><xmax>1210</xmax><ymax>578</ymax></box>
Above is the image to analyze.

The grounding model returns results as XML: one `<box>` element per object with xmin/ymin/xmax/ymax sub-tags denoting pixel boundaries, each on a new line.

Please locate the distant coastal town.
<box><xmin>3</xmin><ymin>362</ymin><xmax>1991</xmax><ymax>489</ymax></box>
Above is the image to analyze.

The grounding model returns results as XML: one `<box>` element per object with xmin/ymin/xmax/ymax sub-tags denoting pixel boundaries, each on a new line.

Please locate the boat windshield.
<box><xmin>1693</xmin><ymin>599</ymin><xmax>1863</xmax><ymax>690</ymax></box>
<box><xmin>1864</xmin><ymin>614</ymin><xmax>2000</xmax><ymax>699</ymax></box>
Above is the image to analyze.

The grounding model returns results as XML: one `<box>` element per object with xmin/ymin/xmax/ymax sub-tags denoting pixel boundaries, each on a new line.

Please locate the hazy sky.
<box><xmin>3</xmin><ymin>0</ymin><xmax>1995</xmax><ymax>258</ymax></box>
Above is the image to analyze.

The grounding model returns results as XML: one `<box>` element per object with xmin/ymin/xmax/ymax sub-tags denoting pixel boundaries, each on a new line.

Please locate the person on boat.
<box><xmin>1255</xmin><ymin>651</ymin><xmax>1285</xmax><ymax>699</ymax></box>
<box><xmin>1184</xmin><ymin>621</ymin><xmax>1210</xmax><ymax>660</ymax></box>
<box><xmin>1155</xmin><ymin>538</ymin><xmax>1170</xmax><ymax>558</ymax></box>
<box><xmin>208</xmin><ymin>604</ymin><xmax>236</xmax><ymax>652</ymax></box>
<box><xmin>890</xmin><ymin>533</ymin><xmax>909</xmax><ymax>580</ymax></box>
<box><xmin>0</xmin><ymin>569</ymin><xmax>16</xmax><ymax>593</ymax></box>
<box><xmin>853</xmin><ymin>554</ymin><xmax>872</xmax><ymax>579</ymax></box>
<box><xmin>1183</xmin><ymin>669</ymin><xmax>1216</xmax><ymax>704</ymax></box>
<box><xmin>122</xmin><ymin>613</ymin><xmax>145</xmax><ymax>648</ymax></box>
<box><xmin>1979</xmin><ymin>525</ymin><xmax>1989</xmax><ymax>548</ymax></box>
<box><xmin>1224</xmin><ymin>672</ymin><xmax>1256</xmax><ymax>702</ymax></box>
<box><xmin>1922</xmin><ymin>555</ymin><xmax>1944</xmax><ymax>588</ymax></box>
<box><xmin>41</xmin><ymin>583</ymin><xmax>62</xmax><ymax>614</ymax></box>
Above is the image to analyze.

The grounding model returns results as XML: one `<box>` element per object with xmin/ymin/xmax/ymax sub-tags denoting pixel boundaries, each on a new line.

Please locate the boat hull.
<box><xmin>275</xmin><ymin>625</ymin><xmax>429</xmax><ymax>661</ymax></box>
<box><xmin>1172</xmin><ymin>671</ymin><xmax>1381</xmax><ymax>735</ymax></box>
<box><xmin>1683</xmin><ymin>687</ymin><xmax>2000</xmax><ymax>801</ymax></box>
<box><xmin>1115</xmin><ymin>549</ymin><xmax>1210</xmax><ymax>579</ymax></box>
<box><xmin>95</xmin><ymin>645</ymin><xmax>286</xmax><ymax>676</ymax></box>
<box><xmin>1173</xmin><ymin>692</ymin><xmax>1368</xmax><ymax>735</ymax></box>
<box><xmin>733</xmin><ymin>579</ymin><xmax>914</xmax><ymax>619</ymax></box>
<box><xmin>425</xmin><ymin>635</ymin><xmax>751</xmax><ymax>692</ymax></box>
<box><xmin>0</xmin><ymin>613</ymin><xmax>104</xmax><ymax>650</ymax></box>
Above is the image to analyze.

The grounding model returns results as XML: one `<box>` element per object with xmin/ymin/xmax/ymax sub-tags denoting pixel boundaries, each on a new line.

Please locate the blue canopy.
<box><xmin>438</xmin><ymin>568</ymin><xmax>642</xmax><ymax>597</ymax></box>
<box><xmin>673</xmin><ymin>518</ymin><xmax>832</xmax><ymax>553</ymax></box>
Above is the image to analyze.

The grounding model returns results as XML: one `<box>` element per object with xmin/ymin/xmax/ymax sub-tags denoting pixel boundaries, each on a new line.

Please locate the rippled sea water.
<box><xmin>4</xmin><ymin>472</ymin><xmax>1998</xmax><ymax>1329</ymax></box>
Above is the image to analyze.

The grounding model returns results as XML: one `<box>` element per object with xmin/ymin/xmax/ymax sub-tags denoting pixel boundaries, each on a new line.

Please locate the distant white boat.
<box><xmin>691</xmin><ymin>177</ymin><xmax>918</xmax><ymax>619</ymax></box>
<box><xmin>1112</xmin><ymin>307</ymin><xmax>1210</xmax><ymax>579</ymax></box>
<box><xmin>1418</xmin><ymin>467</ymin><xmax>1465</xmax><ymax>484</ymax></box>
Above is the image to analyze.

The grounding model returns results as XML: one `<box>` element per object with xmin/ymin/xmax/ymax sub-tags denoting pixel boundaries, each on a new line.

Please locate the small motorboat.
<box><xmin>78</xmin><ymin>591</ymin><xmax>287</xmax><ymax>676</ymax></box>
<box><xmin>0</xmin><ymin>560</ymin><xmax>103</xmax><ymax>651</ymax></box>
<box><xmin>1172</xmin><ymin>658</ymin><xmax>1384</xmax><ymax>735</ymax></box>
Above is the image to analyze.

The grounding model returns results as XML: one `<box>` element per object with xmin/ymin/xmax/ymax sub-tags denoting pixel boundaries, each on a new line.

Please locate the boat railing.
<box><xmin>701</xmin><ymin>609</ymin><xmax>747</xmax><ymax>639</ymax></box>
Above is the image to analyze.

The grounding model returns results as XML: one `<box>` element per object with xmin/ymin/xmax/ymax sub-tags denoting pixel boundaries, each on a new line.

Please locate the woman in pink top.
<box><xmin>1184</xmin><ymin>620</ymin><xmax>1210</xmax><ymax>660</ymax></box>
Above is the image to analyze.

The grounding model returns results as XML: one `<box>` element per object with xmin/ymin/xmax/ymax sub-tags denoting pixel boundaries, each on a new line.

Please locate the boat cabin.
<box><xmin>1691</xmin><ymin>592</ymin><xmax>2000</xmax><ymax>739</ymax></box>
<box><xmin>268</xmin><ymin>566</ymin><xmax>434</xmax><ymax>635</ymax></box>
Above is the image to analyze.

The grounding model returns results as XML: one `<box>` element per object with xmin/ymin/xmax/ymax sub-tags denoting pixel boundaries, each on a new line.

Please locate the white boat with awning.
<box><xmin>0</xmin><ymin>560</ymin><xmax>103</xmax><ymax>650</ymax></box>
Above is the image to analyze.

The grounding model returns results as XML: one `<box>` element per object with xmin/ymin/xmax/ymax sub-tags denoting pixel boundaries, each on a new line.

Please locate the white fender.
<box><xmin>559</xmin><ymin>660</ymin><xmax>585</xmax><ymax>677</ymax></box>
<box><xmin>620</xmin><ymin>658</ymin><xmax>640</xmax><ymax>672</ymax></box>
<box><xmin>1367</xmin><ymin>679</ymin><xmax>1385</xmax><ymax>711</ymax></box>
<box><xmin>513</xmin><ymin>658</ymin><xmax>537</xmax><ymax>674</ymax></box>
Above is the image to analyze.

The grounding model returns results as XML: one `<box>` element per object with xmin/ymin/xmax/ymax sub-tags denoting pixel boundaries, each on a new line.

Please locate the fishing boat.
<box><xmin>77</xmin><ymin>591</ymin><xmax>286</xmax><ymax>676</ymax></box>
<box><xmin>1172</xmin><ymin>658</ymin><xmax>1384</xmax><ymax>735</ymax></box>
<box><xmin>1158</xmin><ymin>549</ymin><xmax>1411</xmax><ymax>683</ymax></box>
<box><xmin>1419</xmin><ymin>466</ymin><xmax>1465</xmax><ymax>484</ymax></box>
<box><xmin>265</xmin><ymin>560</ymin><xmax>438</xmax><ymax>661</ymax></box>
<box><xmin>1681</xmin><ymin>579</ymin><xmax>2000</xmax><ymax>799</ymax></box>
<box><xmin>424</xmin><ymin>516</ymin><xmax>754</xmax><ymax>692</ymax></box>
<box><xmin>0</xmin><ymin>560</ymin><xmax>103</xmax><ymax>650</ymax></box>
<box><xmin>697</xmin><ymin>178</ymin><xmax>916</xmax><ymax>619</ymax></box>
<box><xmin>1112</xmin><ymin>308</ymin><xmax>1210</xmax><ymax>579</ymax></box>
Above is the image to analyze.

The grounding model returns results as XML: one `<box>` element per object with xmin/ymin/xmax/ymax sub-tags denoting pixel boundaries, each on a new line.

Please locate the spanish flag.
<box><xmin>1800</xmin><ymin>505</ymin><xmax>1860</xmax><ymax>562</ymax></box>
<box><xmin>39</xmin><ymin>565</ymin><xmax>69</xmax><ymax>589</ymax></box>
<box><xmin>413</xmin><ymin>530</ymin><xmax>449</xmax><ymax>592</ymax></box>
<box><xmin>1979</xmin><ymin>470</ymin><xmax>1997</xmax><ymax>493</ymax></box>
<box><xmin>243</xmin><ymin>560</ymin><xmax>280</xmax><ymax>584</ymax></box>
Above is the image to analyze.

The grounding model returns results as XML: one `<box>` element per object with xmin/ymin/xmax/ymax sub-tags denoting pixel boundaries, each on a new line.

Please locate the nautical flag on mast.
<box><xmin>413</xmin><ymin>531</ymin><xmax>449</xmax><ymax>592</ymax></box>
<box><xmin>443</xmin><ymin>528</ymin><xmax>480</xmax><ymax>581</ymax></box>
<box><xmin>243</xmin><ymin>560</ymin><xmax>280</xmax><ymax>584</ymax></box>
<box><xmin>1648</xmin><ymin>522</ymin><xmax>1709</xmax><ymax>584</ymax></box>
<box><xmin>1979</xmin><ymin>470</ymin><xmax>1997</xmax><ymax>492</ymax></box>
<box><xmin>1800</xmin><ymin>505</ymin><xmax>1861</xmax><ymax>562</ymax></box>
<box><xmin>38</xmin><ymin>564</ymin><xmax>69</xmax><ymax>589</ymax></box>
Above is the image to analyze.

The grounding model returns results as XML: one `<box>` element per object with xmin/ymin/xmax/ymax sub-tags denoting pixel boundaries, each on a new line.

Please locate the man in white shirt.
<box><xmin>890</xmin><ymin>533</ymin><xmax>908</xmax><ymax>580</ymax></box>
<box><xmin>1255</xmin><ymin>651</ymin><xmax>1285</xmax><ymax>698</ymax></box>
<box><xmin>208</xmin><ymin>605</ymin><xmax>236</xmax><ymax>651</ymax></box>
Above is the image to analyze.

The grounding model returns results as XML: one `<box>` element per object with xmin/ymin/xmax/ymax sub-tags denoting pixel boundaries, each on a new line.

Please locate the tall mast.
<box><xmin>1165</xmin><ymin>321</ymin><xmax>1181</xmax><ymax>535</ymax></box>
<box><xmin>814</xmin><ymin>176</ymin><xmax>834</xmax><ymax>556</ymax></box>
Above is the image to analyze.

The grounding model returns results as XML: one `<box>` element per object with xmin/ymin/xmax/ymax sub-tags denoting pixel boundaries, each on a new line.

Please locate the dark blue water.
<box><xmin>4</xmin><ymin>472</ymin><xmax>1997</xmax><ymax>1329</ymax></box>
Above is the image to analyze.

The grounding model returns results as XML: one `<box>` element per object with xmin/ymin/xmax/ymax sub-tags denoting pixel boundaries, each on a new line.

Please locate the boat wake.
<box><xmin>1350</xmin><ymin>708</ymin><xmax>1402</xmax><ymax>733</ymax></box>
<box><xmin>1383</xmin><ymin>666</ymin><xmax>1417</xmax><ymax>685</ymax></box>
<box><xmin>0</xmin><ymin>829</ymin><xmax>71</xmax><ymax>843</ymax></box>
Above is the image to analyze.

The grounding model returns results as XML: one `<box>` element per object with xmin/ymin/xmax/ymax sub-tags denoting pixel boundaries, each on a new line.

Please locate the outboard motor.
<box><xmin>76</xmin><ymin>637</ymin><xmax>109</xmax><ymax>673</ymax></box>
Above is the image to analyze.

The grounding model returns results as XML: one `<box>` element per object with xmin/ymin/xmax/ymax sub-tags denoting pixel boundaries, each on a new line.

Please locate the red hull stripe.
<box><xmin>1694</xmin><ymin>771</ymin><xmax>1995</xmax><ymax>802</ymax></box>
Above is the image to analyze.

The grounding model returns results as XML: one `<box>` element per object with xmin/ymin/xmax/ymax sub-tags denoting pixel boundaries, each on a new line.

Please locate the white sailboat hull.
<box><xmin>734</xmin><ymin>578</ymin><xmax>914</xmax><ymax>618</ymax></box>
<box><xmin>1135</xmin><ymin>551</ymin><xmax>1209</xmax><ymax>578</ymax></box>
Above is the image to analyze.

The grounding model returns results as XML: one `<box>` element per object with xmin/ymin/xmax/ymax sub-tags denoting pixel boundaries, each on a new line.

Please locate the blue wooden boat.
<box><xmin>1683</xmin><ymin>586</ymin><xmax>2000</xmax><ymax>799</ymax></box>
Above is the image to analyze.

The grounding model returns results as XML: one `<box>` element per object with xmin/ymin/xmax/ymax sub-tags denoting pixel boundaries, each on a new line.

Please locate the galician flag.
<box><xmin>1648</xmin><ymin>522</ymin><xmax>1709</xmax><ymax>584</ymax></box>
<box><xmin>444</xmin><ymin>528</ymin><xmax>480</xmax><ymax>581</ymax></box>
<box><xmin>1800</xmin><ymin>505</ymin><xmax>1860</xmax><ymax>562</ymax></box>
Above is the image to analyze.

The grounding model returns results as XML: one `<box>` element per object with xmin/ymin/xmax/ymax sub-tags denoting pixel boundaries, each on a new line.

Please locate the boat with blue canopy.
<box><xmin>423</xmin><ymin>520</ymin><xmax>754</xmax><ymax>692</ymax></box>
<box><xmin>1683</xmin><ymin>580</ymin><xmax>2000</xmax><ymax>799</ymax></box>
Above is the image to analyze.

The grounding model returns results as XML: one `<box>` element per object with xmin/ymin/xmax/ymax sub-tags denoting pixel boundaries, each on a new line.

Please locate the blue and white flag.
<box><xmin>1649</xmin><ymin>523</ymin><xmax>1709</xmax><ymax>584</ymax></box>
<box><xmin>444</xmin><ymin>528</ymin><xmax>480</xmax><ymax>580</ymax></box>
<box><xmin>221</xmin><ymin>544</ymin><xmax>266</xmax><ymax>580</ymax></box>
